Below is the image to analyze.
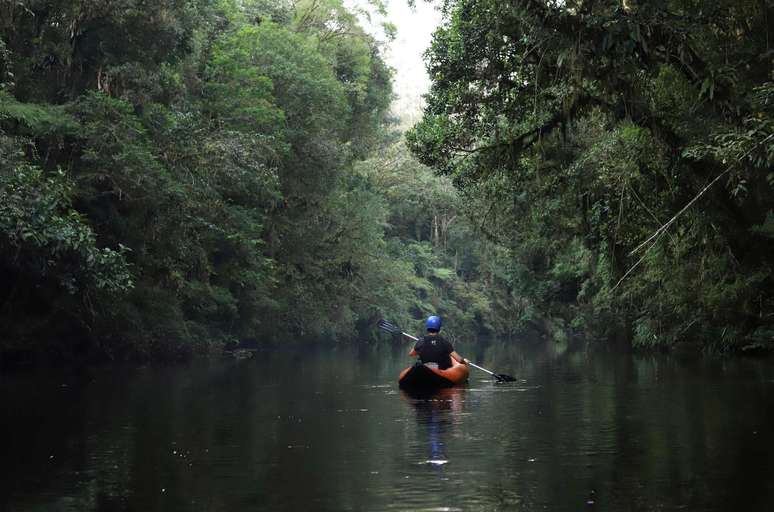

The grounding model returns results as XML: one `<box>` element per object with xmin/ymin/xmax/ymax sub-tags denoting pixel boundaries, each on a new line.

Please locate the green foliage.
<box><xmin>0</xmin><ymin>0</ymin><xmax>407</xmax><ymax>360</ymax></box>
<box><xmin>354</xmin><ymin>143</ymin><xmax>516</xmax><ymax>342</ymax></box>
<box><xmin>215</xmin><ymin>22</ymin><xmax>349</xmax><ymax>139</ymax></box>
<box><xmin>409</xmin><ymin>0</ymin><xmax>774</xmax><ymax>352</ymax></box>
<box><xmin>0</xmin><ymin>163</ymin><xmax>133</xmax><ymax>293</ymax></box>
<box><xmin>5</xmin><ymin>0</ymin><xmax>709</xmax><ymax>362</ymax></box>
<box><xmin>0</xmin><ymin>92</ymin><xmax>78</xmax><ymax>134</ymax></box>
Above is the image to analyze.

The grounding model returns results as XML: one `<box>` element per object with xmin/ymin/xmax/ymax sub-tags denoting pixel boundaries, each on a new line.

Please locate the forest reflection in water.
<box><xmin>2</xmin><ymin>341</ymin><xmax>774</xmax><ymax>511</ymax></box>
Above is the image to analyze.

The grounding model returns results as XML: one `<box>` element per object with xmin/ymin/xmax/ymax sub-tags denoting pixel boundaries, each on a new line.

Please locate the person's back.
<box><xmin>414</xmin><ymin>333</ymin><xmax>454</xmax><ymax>369</ymax></box>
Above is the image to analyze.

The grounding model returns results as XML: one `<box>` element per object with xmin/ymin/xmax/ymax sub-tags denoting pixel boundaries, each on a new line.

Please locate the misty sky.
<box><xmin>348</xmin><ymin>0</ymin><xmax>443</xmax><ymax>125</ymax></box>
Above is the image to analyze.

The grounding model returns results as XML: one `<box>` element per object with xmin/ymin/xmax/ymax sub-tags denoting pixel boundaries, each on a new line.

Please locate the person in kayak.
<box><xmin>405</xmin><ymin>315</ymin><xmax>466</xmax><ymax>370</ymax></box>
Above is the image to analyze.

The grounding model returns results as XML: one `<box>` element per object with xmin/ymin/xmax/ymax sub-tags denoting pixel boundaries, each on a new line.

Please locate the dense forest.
<box><xmin>409</xmin><ymin>0</ymin><xmax>774</xmax><ymax>353</ymax></box>
<box><xmin>0</xmin><ymin>0</ymin><xmax>515</xmax><ymax>361</ymax></box>
<box><xmin>1</xmin><ymin>0</ymin><xmax>772</xmax><ymax>362</ymax></box>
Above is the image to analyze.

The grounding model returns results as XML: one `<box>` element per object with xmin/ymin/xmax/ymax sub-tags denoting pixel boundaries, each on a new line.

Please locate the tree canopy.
<box><xmin>3</xmin><ymin>0</ymin><xmax>772</xmax><ymax>361</ymax></box>
<box><xmin>408</xmin><ymin>0</ymin><xmax>774</xmax><ymax>351</ymax></box>
<box><xmin>0</xmin><ymin>0</ymin><xmax>519</xmax><ymax>361</ymax></box>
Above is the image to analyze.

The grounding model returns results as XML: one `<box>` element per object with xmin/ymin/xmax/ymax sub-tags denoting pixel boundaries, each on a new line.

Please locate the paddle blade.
<box><xmin>494</xmin><ymin>374</ymin><xmax>517</xmax><ymax>383</ymax></box>
<box><xmin>377</xmin><ymin>319</ymin><xmax>401</xmax><ymax>335</ymax></box>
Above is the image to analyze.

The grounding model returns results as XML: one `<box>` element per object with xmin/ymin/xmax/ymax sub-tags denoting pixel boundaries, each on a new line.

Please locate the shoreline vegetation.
<box><xmin>1</xmin><ymin>0</ymin><xmax>773</xmax><ymax>363</ymax></box>
<box><xmin>406</xmin><ymin>0</ymin><xmax>774</xmax><ymax>356</ymax></box>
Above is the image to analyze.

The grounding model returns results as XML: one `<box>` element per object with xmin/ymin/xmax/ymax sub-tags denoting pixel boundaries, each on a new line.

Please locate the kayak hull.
<box><xmin>398</xmin><ymin>358</ymin><xmax>469</xmax><ymax>389</ymax></box>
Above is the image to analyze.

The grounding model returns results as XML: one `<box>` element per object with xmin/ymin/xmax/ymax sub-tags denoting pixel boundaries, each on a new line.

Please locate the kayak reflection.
<box><xmin>401</xmin><ymin>387</ymin><xmax>467</xmax><ymax>471</ymax></box>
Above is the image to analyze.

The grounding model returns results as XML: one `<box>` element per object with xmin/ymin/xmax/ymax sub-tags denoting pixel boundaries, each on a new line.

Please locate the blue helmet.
<box><xmin>426</xmin><ymin>315</ymin><xmax>442</xmax><ymax>331</ymax></box>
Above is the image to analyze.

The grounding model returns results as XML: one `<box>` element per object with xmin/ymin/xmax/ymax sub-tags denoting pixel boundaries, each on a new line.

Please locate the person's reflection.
<box><xmin>401</xmin><ymin>387</ymin><xmax>466</xmax><ymax>473</ymax></box>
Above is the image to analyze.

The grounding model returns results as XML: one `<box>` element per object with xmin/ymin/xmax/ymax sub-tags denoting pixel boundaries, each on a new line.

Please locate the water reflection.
<box><xmin>401</xmin><ymin>387</ymin><xmax>467</xmax><ymax>470</ymax></box>
<box><xmin>3</xmin><ymin>343</ymin><xmax>774</xmax><ymax>511</ymax></box>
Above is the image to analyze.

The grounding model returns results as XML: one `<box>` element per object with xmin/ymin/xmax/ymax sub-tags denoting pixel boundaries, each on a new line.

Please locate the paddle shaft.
<box><xmin>399</xmin><ymin>331</ymin><xmax>503</xmax><ymax>381</ymax></box>
<box><xmin>464</xmin><ymin>360</ymin><xmax>500</xmax><ymax>379</ymax></box>
<box><xmin>401</xmin><ymin>332</ymin><xmax>418</xmax><ymax>342</ymax></box>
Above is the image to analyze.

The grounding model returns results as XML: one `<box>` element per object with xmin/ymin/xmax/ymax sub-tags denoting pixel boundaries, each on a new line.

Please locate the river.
<box><xmin>2</xmin><ymin>341</ymin><xmax>774</xmax><ymax>511</ymax></box>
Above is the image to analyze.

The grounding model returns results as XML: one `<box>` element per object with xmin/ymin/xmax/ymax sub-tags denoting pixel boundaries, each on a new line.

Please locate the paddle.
<box><xmin>377</xmin><ymin>319</ymin><xmax>516</xmax><ymax>383</ymax></box>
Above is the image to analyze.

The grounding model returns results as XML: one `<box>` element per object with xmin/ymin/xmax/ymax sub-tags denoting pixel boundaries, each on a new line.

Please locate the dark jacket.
<box><xmin>414</xmin><ymin>335</ymin><xmax>454</xmax><ymax>369</ymax></box>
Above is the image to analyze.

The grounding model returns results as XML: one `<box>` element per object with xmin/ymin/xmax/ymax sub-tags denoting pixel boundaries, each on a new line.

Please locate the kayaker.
<box><xmin>405</xmin><ymin>315</ymin><xmax>466</xmax><ymax>370</ymax></box>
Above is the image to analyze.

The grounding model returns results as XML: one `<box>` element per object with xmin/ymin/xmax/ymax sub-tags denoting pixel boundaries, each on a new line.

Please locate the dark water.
<box><xmin>3</xmin><ymin>341</ymin><xmax>774</xmax><ymax>511</ymax></box>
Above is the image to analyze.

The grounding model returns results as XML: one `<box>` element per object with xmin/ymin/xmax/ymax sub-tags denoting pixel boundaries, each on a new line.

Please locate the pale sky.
<box><xmin>347</xmin><ymin>0</ymin><xmax>443</xmax><ymax>126</ymax></box>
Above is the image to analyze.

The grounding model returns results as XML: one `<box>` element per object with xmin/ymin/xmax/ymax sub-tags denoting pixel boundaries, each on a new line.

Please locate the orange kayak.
<box><xmin>398</xmin><ymin>357</ymin><xmax>470</xmax><ymax>389</ymax></box>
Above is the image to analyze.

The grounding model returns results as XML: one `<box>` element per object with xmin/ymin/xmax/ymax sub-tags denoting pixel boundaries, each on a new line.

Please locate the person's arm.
<box><xmin>408</xmin><ymin>337</ymin><xmax>421</xmax><ymax>357</ymax></box>
<box><xmin>446</xmin><ymin>338</ymin><xmax>466</xmax><ymax>364</ymax></box>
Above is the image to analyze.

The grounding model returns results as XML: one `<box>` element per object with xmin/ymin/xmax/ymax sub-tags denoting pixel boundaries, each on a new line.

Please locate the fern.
<box><xmin>0</xmin><ymin>92</ymin><xmax>77</xmax><ymax>135</ymax></box>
